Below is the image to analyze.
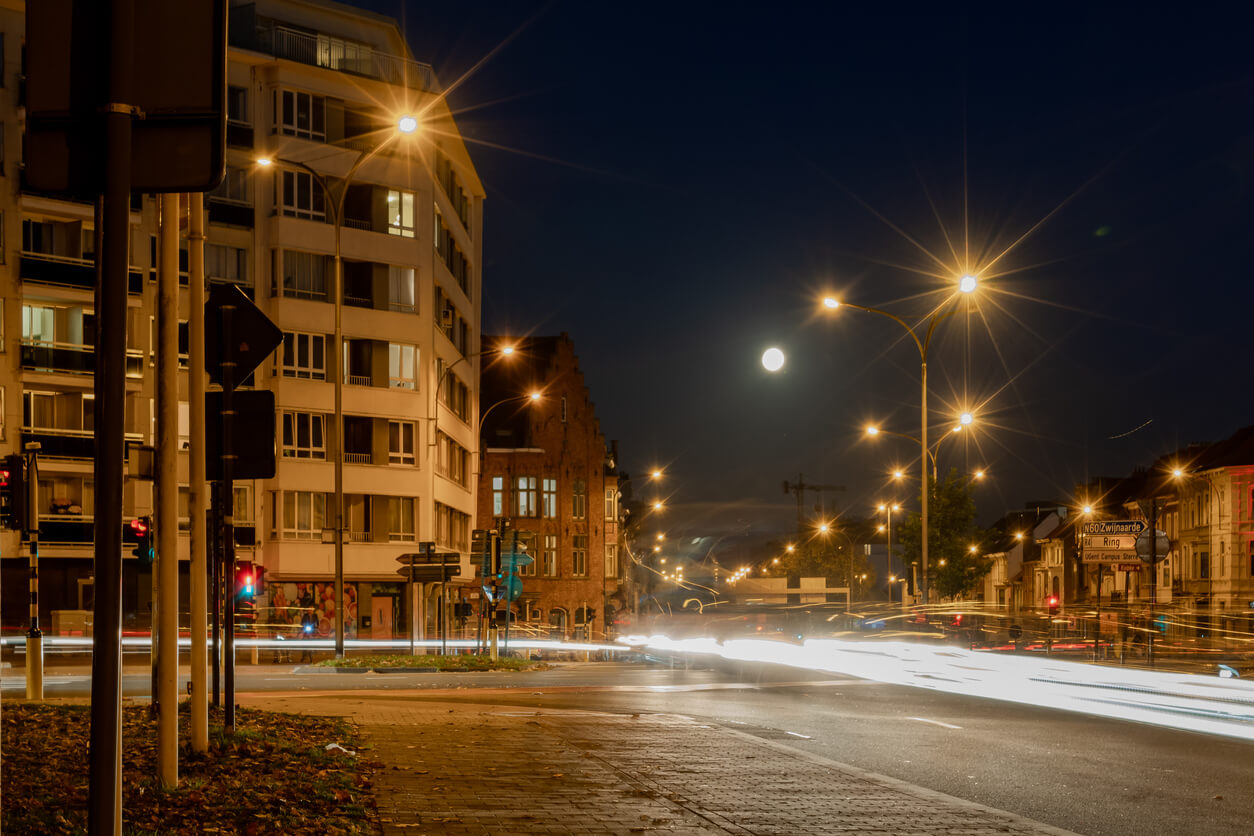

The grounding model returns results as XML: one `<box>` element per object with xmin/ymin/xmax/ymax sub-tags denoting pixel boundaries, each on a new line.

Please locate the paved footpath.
<box><xmin>239</xmin><ymin>690</ymin><xmax>1079</xmax><ymax>836</ymax></box>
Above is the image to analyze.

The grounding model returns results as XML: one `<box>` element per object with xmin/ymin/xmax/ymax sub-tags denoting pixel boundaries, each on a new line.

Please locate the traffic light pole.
<box><xmin>24</xmin><ymin>444</ymin><xmax>42</xmax><ymax>700</ymax></box>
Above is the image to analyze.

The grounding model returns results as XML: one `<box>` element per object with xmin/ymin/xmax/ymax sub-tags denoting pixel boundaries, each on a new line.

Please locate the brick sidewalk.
<box><xmin>239</xmin><ymin>691</ymin><xmax>1078</xmax><ymax>836</ymax></box>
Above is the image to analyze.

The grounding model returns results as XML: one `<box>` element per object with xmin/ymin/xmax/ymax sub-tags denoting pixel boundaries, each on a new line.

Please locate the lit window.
<box><xmin>387</xmin><ymin>190</ymin><xmax>415</xmax><ymax>238</ymax></box>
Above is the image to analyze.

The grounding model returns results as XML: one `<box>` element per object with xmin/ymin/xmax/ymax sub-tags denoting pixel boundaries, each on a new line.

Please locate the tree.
<box><xmin>767</xmin><ymin>525</ymin><xmax>876</xmax><ymax>590</ymax></box>
<box><xmin>894</xmin><ymin>469</ymin><xmax>992</xmax><ymax>600</ymax></box>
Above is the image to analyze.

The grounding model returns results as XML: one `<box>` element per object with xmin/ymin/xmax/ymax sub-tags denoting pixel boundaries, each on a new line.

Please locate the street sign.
<box><xmin>502</xmin><ymin>551</ymin><xmax>534</xmax><ymax>568</ymax></box>
<box><xmin>205</xmin><ymin>284</ymin><xmax>284</xmax><ymax>389</ymax></box>
<box><xmin>397</xmin><ymin>552</ymin><xmax>458</xmax><ymax>566</ymax></box>
<box><xmin>1082</xmin><ymin>552</ymin><xmax>1137</xmax><ymax>565</ymax></box>
<box><xmin>395</xmin><ymin>566</ymin><xmax>462</xmax><ymax>583</ymax></box>
<box><xmin>1135</xmin><ymin>529</ymin><xmax>1170</xmax><ymax>563</ymax></box>
<box><xmin>205</xmin><ymin>390</ymin><xmax>276</xmax><ymax>480</ymax></box>
<box><xmin>418</xmin><ymin>541</ymin><xmax>436</xmax><ymax>557</ymax></box>
<box><xmin>1080</xmin><ymin>520</ymin><xmax>1147</xmax><ymax>538</ymax></box>
<box><xmin>1081</xmin><ymin>535</ymin><xmax>1138</xmax><ymax>551</ymax></box>
<box><xmin>26</xmin><ymin>0</ymin><xmax>228</xmax><ymax>194</ymax></box>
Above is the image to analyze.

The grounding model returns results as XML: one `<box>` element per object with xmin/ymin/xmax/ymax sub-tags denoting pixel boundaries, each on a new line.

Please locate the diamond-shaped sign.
<box><xmin>205</xmin><ymin>283</ymin><xmax>283</xmax><ymax>389</ymax></box>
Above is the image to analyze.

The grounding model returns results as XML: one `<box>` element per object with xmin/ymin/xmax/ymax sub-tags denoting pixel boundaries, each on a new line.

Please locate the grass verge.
<box><xmin>2</xmin><ymin>701</ymin><xmax>376</xmax><ymax>835</ymax></box>
<box><xmin>314</xmin><ymin>653</ymin><xmax>541</xmax><ymax>671</ymax></box>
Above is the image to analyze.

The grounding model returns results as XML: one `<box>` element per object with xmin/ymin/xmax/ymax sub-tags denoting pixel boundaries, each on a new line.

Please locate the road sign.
<box><xmin>205</xmin><ymin>284</ymin><xmax>284</xmax><ymax>389</ymax></box>
<box><xmin>1080</xmin><ymin>520</ymin><xmax>1146</xmax><ymax>538</ymax></box>
<box><xmin>26</xmin><ymin>0</ymin><xmax>227</xmax><ymax>194</ymax></box>
<box><xmin>396</xmin><ymin>565</ymin><xmax>462</xmax><ymax>583</ymax></box>
<box><xmin>1081</xmin><ymin>535</ymin><xmax>1138</xmax><ymax>551</ymax></box>
<box><xmin>418</xmin><ymin>541</ymin><xmax>436</xmax><ymax>557</ymax></box>
<box><xmin>1136</xmin><ymin>529</ymin><xmax>1170</xmax><ymax>563</ymax></box>
<box><xmin>397</xmin><ymin>552</ymin><xmax>458</xmax><ymax>566</ymax></box>
<box><xmin>502</xmin><ymin>551</ymin><xmax>534</xmax><ymax>568</ymax></box>
<box><xmin>1082</xmin><ymin>552</ymin><xmax>1137</xmax><ymax>565</ymax></box>
<box><xmin>205</xmin><ymin>390</ymin><xmax>276</xmax><ymax>480</ymax></box>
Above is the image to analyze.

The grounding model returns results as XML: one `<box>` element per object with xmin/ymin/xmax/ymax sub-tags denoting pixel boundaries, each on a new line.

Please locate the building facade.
<box><xmin>475</xmin><ymin>334</ymin><xmax>628</xmax><ymax>640</ymax></box>
<box><xmin>1</xmin><ymin>0</ymin><xmax>484</xmax><ymax>640</ymax></box>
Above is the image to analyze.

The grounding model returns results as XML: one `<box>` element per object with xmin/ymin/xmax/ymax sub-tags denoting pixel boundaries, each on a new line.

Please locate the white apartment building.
<box><xmin>0</xmin><ymin>0</ymin><xmax>484</xmax><ymax>640</ymax></box>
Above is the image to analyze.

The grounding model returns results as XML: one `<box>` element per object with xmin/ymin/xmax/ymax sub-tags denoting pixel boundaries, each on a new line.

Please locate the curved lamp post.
<box><xmin>260</xmin><ymin>114</ymin><xmax>419</xmax><ymax>658</ymax></box>
<box><xmin>824</xmin><ymin>276</ymin><xmax>977</xmax><ymax>603</ymax></box>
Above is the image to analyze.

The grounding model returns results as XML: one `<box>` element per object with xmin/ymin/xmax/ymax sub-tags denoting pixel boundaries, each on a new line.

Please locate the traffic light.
<box><xmin>1047</xmin><ymin>594</ymin><xmax>1060</xmax><ymax>615</ymax></box>
<box><xmin>1</xmin><ymin>454</ymin><xmax>26</xmax><ymax>532</ymax></box>
<box><xmin>235</xmin><ymin>563</ymin><xmax>256</xmax><ymax>600</ymax></box>
<box><xmin>130</xmin><ymin>517</ymin><xmax>153</xmax><ymax>566</ymax></box>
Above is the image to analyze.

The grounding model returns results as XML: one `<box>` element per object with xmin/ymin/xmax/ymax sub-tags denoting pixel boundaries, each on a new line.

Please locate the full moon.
<box><xmin>761</xmin><ymin>347</ymin><xmax>785</xmax><ymax>372</ymax></box>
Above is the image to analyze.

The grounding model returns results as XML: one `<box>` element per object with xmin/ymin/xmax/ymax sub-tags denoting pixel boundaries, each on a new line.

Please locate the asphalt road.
<box><xmin>8</xmin><ymin>659</ymin><xmax>1252</xmax><ymax>835</ymax></box>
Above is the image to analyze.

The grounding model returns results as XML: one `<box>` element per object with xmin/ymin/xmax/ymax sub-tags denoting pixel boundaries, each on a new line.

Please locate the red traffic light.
<box><xmin>0</xmin><ymin>468</ymin><xmax>9</xmax><ymax>488</ymax></box>
<box><xmin>1047</xmin><ymin>595</ymin><xmax>1060</xmax><ymax>610</ymax></box>
<box><xmin>129</xmin><ymin>517</ymin><xmax>150</xmax><ymax>537</ymax></box>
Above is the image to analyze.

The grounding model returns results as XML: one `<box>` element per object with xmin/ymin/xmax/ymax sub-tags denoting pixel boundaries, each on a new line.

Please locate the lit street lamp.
<box><xmin>824</xmin><ymin>277</ymin><xmax>977</xmax><ymax>603</ymax></box>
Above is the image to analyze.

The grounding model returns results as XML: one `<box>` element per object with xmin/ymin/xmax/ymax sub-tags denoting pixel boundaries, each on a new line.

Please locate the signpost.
<box><xmin>1079</xmin><ymin>520</ymin><xmax>1148</xmax><ymax>662</ymax></box>
<box><xmin>206</xmin><ymin>283</ymin><xmax>282</xmax><ymax>734</ymax></box>
<box><xmin>396</xmin><ymin>545</ymin><xmax>460</xmax><ymax>654</ymax></box>
<box><xmin>1080</xmin><ymin>520</ymin><xmax>1146</xmax><ymax>564</ymax></box>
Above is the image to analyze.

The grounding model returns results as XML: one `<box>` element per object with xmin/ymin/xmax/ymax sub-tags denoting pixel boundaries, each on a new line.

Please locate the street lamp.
<box><xmin>262</xmin><ymin>113</ymin><xmax>419</xmax><ymax>658</ymax></box>
<box><xmin>825</xmin><ymin>277</ymin><xmax>977</xmax><ymax>604</ymax></box>
<box><xmin>864</xmin><ymin>417</ymin><xmax>973</xmax><ymax>485</ymax></box>
<box><xmin>878</xmin><ymin>502</ymin><xmax>901</xmax><ymax>583</ymax></box>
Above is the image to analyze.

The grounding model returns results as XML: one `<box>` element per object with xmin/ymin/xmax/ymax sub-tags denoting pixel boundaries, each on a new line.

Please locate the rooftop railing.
<box><xmin>254</xmin><ymin>24</ymin><xmax>437</xmax><ymax>94</ymax></box>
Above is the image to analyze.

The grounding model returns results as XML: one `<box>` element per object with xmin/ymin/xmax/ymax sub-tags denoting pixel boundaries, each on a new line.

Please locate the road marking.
<box><xmin>785</xmin><ymin>731</ymin><xmax>813</xmax><ymax>739</ymax></box>
<box><xmin>907</xmin><ymin>717</ymin><xmax>962</xmax><ymax>729</ymax></box>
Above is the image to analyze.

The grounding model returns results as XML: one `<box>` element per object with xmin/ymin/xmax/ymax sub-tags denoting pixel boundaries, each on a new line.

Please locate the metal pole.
<box><xmin>1094</xmin><ymin>563</ymin><xmax>1101</xmax><ymax>662</ymax></box>
<box><xmin>211</xmin><ymin>488</ymin><xmax>220</xmax><ymax>706</ymax></box>
<box><xmin>334</xmin><ymin>225</ymin><xmax>345</xmax><ymax>657</ymax></box>
<box><xmin>188</xmin><ymin>194</ymin><xmax>210</xmax><ymax>751</ymax></box>
<box><xmin>1148</xmin><ymin>498</ymin><xmax>1157</xmax><ymax>667</ymax></box>
<box><xmin>156</xmin><ymin>194</ymin><xmax>180</xmax><ymax>786</ymax></box>
<box><xmin>221</xmin><ymin>298</ymin><xmax>237</xmax><ymax>732</ymax></box>
<box><xmin>25</xmin><ymin>445</ymin><xmax>42</xmax><ymax>700</ymax></box>
<box><xmin>441</xmin><ymin>557</ymin><xmax>448</xmax><ymax>655</ymax></box>
<box><xmin>920</xmin><ymin>360</ymin><xmax>929</xmax><ymax>605</ymax></box>
<box><xmin>89</xmin><ymin>0</ymin><xmax>135</xmax><ymax>825</ymax></box>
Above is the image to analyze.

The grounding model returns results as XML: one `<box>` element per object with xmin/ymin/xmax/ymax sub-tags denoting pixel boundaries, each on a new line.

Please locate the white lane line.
<box><xmin>785</xmin><ymin>731</ymin><xmax>813</xmax><ymax>739</ymax></box>
<box><xmin>907</xmin><ymin>716</ymin><xmax>962</xmax><ymax>729</ymax></box>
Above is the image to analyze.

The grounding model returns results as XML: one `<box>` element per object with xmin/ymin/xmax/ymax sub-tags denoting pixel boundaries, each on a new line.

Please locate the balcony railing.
<box><xmin>344</xmin><ymin>452</ymin><xmax>372</xmax><ymax>464</ymax></box>
<box><xmin>346</xmin><ymin>374</ymin><xmax>372</xmax><ymax>387</ymax></box>
<box><xmin>21</xmin><ymin>340</ymin><xmax>94</xmax><ymax>375</ymax></box>
<box><xmin>349</xmin><ymin>530</ymin><xmax>372</xmax><ymax>543</ymax></box>
<box><xmin>256</xmin><ymin>24</ymin><xmax>437</xmax><ymax>93</ymax></box>
<box><xmin>38</xmin><ymin>516</ymin><xmax>94</xmax><ymax>545</ymax></box>
<box><xmin>20</xmin><ymin>252</ymin><xmax>145</xmax><ymax>294</ymax></box>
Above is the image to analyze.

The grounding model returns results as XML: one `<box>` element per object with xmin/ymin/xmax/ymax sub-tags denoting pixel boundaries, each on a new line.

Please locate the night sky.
<box><xmin>359</xmin><ymin>1</ymin><xmax>1254</xmax><ymax>534</ymax></box>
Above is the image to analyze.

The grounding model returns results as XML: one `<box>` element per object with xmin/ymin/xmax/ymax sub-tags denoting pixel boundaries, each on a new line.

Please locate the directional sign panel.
<box><xmin>1081</xmin><ymin>535</ymin><xmax>1138</xmax><ymax>551</ymax></box>
<box><xmin>1083</xmin><ymin>551</ymin><xmax>1137</xmax><ymax>565</ymax></box>
<box><xmin>1081</xmin><ymin>520</ymin><xmax>1146</xmax><ymax>538</ymax></box>
<box><xmin>396</xmin><ymin>566</ymin><xmax>461</xmax><ymax>583</ymax></box>
<box><xmin>205</xmin><ymin>283</ymin><xmax>284</xmax><ymax>389</ymax></box>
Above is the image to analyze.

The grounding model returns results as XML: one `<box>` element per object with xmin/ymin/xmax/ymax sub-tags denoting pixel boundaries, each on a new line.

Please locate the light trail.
<box><xmin>618</xmin><ymin>634</ymin><xmax>1254</xmax><ymax>741</ymax></box>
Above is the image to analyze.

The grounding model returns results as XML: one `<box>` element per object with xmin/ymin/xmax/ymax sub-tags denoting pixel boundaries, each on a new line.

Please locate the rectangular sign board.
<box><xmin>397</xmin><ymin>552</ymin><xmax>459</xmax><ymax>566</ymax></box>
<box><xmin>1082</xmin><ymin>551</ymin><xmax>1137</xmax><ymax>565</ymax></box>
<box><xmin>1080</xmin><ymin>520</ymin><xmax>1146</xmax><ymax>537</ymax></box>
<box><xmin>1081</xmin><ymin>535</ymin><xmax>1138</xmax><ymax>551</ymax></box>
<box><xmin>396</xmin><ymin>566</ymin><xmax>462</xmax><ymax>582</ymax></box>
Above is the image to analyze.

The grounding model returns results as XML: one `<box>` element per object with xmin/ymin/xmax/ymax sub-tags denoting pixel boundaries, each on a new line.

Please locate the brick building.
<box><xmin>476</xmin><ymin>334</ymin><xmax>628</xmax><ymax>639</ymax></box>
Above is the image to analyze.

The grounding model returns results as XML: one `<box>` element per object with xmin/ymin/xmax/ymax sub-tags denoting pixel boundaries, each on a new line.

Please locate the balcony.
<box><xmin>38</xmin><ymin>516</ymin><xmax>94</xmax><ymax>545</ymax></box>
<box><xmin>20</xmin><ymin>341</ymin><xmax>143</xmax><ymax>378</ymax></box>
<box><xmin>207</xmin><ymin>198</ymin><xmax>255</xmax><ymax>228</ymax></box>
<box><xmin>251</xmin><ymin>24</ymin><xmax>437</xmax><ymax>93</ymax></box>
<box><xmin>226</xmin><ymin>121</ymin><xmax>254</xmax><ymax>149</ymax></box>
<box><xmin>21</xmin><ymin>340</ymin><xmax>93</xmax><ymax>375</ymax></box>
<box><xmin>22</xmin><ymin>428</ymin><xmax>95</xmax><ymax>459</ymax></box>
<box><xmin>20</xmin><ymin>252</ymin><xmax>145</xmax><ymax>294</ymax></box>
